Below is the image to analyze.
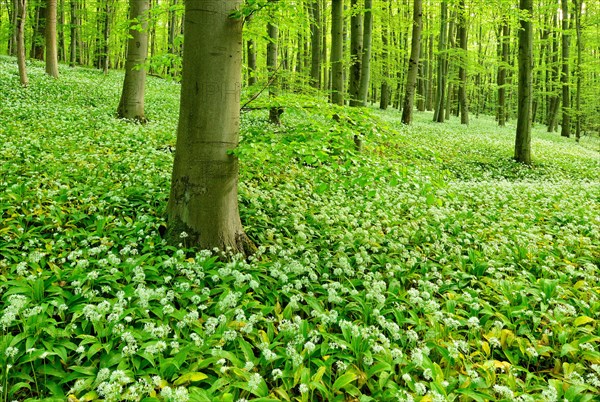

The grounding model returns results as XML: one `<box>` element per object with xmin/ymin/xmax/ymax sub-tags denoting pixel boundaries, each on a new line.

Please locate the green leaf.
<box><xmin>574</xmin><ymin>316</ymin><xmax>594</xmax><ymax>327</ymax></box>
<box><xmin>173</xmin><ymin>372</ymin><xmax>209</xmax><ymax>386</ymax></box>
<box><xmin>333</xmin><ymin>372</ymin><xmax>358</xmax><ymax>391</ymax></box>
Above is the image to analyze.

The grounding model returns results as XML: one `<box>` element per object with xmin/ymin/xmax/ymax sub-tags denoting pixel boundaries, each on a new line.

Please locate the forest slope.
<box><xmin>0</xmin><ymin>58</ymin><xmax>599</xmax><ymax>401</ymax></box>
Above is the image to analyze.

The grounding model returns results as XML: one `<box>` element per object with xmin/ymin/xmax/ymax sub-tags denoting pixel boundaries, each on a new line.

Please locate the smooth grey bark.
<box><xmin>514</xmin><ymin>0</ymin><xmax>533</xmax><ymax>164</ymax></box>
<box><xmin>348</xmin><ymin>0</ymin><xmax>363</xmax><ymax>106</ymax></box>
<box><xmin>379</xmin><ymin>0</ymin><xmax>390</xmax><ymax>110</ymax></box>
<box><xmin>16</xmin><ymin>0</ymin><xmax>27</xmax><ymax>86</ymax></box>
<box><xmin>433</xmin><ymin>0</ymin><xmax>447</xmax><ymax>122</ymax></box>
<box><xmin>331</xmin><ymin>0</ymin><xmax>344</xmax><ymax>105</ymax></box>
<box><xmin>45</xmin><ymin>0</ymin><xmax>59</xmax><ymax>77</ymax></box>
<box><xmin>309</xmin><ymin>0</ymin><xmax>321</xmax><ymax>88</ymax></box>
<box><xmin>457</xmin><ymin>0</ymin><xmax>468</xmax><ymax>125</ymax></box>
<box><xmin>357</xmin><ymin>0</ymin><xmax>372</xmax><ymax>106</ymax></box>
<box><xmin>560</xmin><ymin>0</ymin><xmax>571</xmax><ymax>138</ymax></box>
<box><xmin>117</xmin><ymin>0</ymin><xmax>149</xmax><ymax>122</ymax></box>
<box><xmin>167</xmin><ymin>0</ymin><xmax>254</xmax><ymax>256</ymax></box>
<box><xmin>401</xmin><ymin>0</ymin><xmax>422</xmax><ymax>124</ymax></box>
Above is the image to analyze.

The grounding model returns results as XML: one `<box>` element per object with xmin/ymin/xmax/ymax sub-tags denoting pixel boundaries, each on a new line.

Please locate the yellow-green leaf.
<box><xmin>174</xmin><ymin>372</ymin><xmax>208</xmax><ymax>386</ymax></box>
<box><xmin>574</xmin><ymin>316</ymin><xmax>594</xmax><ymax>327</ymax></box>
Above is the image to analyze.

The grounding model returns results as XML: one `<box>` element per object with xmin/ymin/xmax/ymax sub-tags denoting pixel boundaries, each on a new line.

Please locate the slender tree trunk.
<box><xmin>331</xmin><ymin>0</ymin><xmax>344</xmax><ymax>105</ymax></box>
<box><xmin>267</xmin><ymin>7</ymin><xmax>282</xmax><ymax>124</ymax></box>
<box><xmin>31</xmin><ymin>1</ymin><xmax>46</xmax><ymax>60</ymax></box>
<box><xmin>574</xmin><ymin>0</ymin><xmax>582</xmax><ymax>140</ymax></box>
<box><xmin>401</xmin><ymin>0</ymin><xmax>422</xmax><ymax>124</ymax></box>
<box><xmin>9</xmin><ymin>0</ymin><xmax>18</xmax><ymax>56</ymax></box>
<box><xmin>457</xmin><ymin>0</ymin><xmax>468</xmax><ymax>124</ymax></box>
<box><xmin>102</xmin><ymin>0</ymin><xmax>111</xmax><ymax>73</ymax></box>
<box><xmin>497</xmin><ymin>19</ymin><xmax>509</xmax><ymax>126</ymax></box>
<box><xmin>560</xmin><ymin>0</ymin><xmax>571</xmax><ymax>137</ymax></box>
<box><xmin>426</xmin><ymin>27</ymin><xmax>434</xmax><ymax>111</ymax></box>
<box><xmin>357</xmin><ymin>0</ymin><xmax>372</xmax><ymax>106</ymax></box>
<box><xmin>69</xmin><ymin>0</ymin><xmax>78</xmax><ymax>66</ymax></box>
<box><xmin>547</xmin><ymin>14</ymin><xmax>560</xmax><ymax>132</ymax></box>
<box><xmin>45</xmin><ymin>0</ymin><xmax>59</xmax><ymax>77</ymax></box>
<box><xmin>445</xmin><ymin>12</ymin><xmax>456</xmax><ymax>120</ymax></box>
<box><xmin>117</xmin><ymin>0</ymin><xmax>149</xmax><ymax>122</ymax></box>
<box><xmin>380</xmin><ymin>0</ymin><xmax>391</xmax><ymax>110</ymax></box>
<box><xmin>434</xmin><ymin>0</ymin><xmax>447</xmax><ymax>122</ymax></box>
<box><xmin>348</xmin><ymin>0</ymin><xmax>363</xmax><ymax>106</ymax></box>
<box><xmin>167</xmin><ymin>0</ymin><xmax>255</xmax><ymax>256</ymax></box>
<box><xmin>168</xmin><ymin>0</ymin><xmax>178</xmax><ymax>53</ymax></box>
<box><xmin>16</xmin><ymin>0</ymin><xmax>28</xmax><ymax>86</ymax></box>
<box><xmin>247</xmin><ymin>39</ymin><xmax>257</xmax><ymax>86</ymax></box>
<box><xmin>322</xmin><ymin>0</ymin><xmax>328</xmax><ymax>92</ymax></box>
<box><xmin>309</xmin><ymin>0</ymin><xmax>321</xmax><ymax>88</ymax></box>
<box><xmin>515</xmin><ymin>0</ymin><xmax>533</xmax><ymax>164</ymax></box>
<box><xmin>58</xmin><ymin>0</ymin><xmax>66</xmax><ymax>61</ymax></box>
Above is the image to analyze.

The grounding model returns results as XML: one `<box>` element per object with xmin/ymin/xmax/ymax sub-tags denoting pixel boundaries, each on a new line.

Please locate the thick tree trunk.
<box><xmin>309</xmin><ymin>0</ymin><xmax>321</xmax><ymax>88</ymax></box>
<box><xmin>16</xmin><ymin>0</ymin><xmax>28</xmax><ymax>87</ymax></box>
<box><xmin>117</xmin><ymin>0</ymin><xmax>149</xmax><ymax>122</ymax></box>
<box><xmin>45</xmin><ymin>0</ymin><xmax>59</xmax><ymax>78</ymax></box>
<box><xmin>167</xmin><ymin>0</ymin><xmax>254</xmax><ymax>256</ymax></box>
<box><xmin>348</xmin><ymin>0</ymin><xmax>363</xmax><ymax>106</ymax></box>
<box><xmin>267</xmin><ymin>15</ymin><xmax>283</xmax><ymax>124</ymax></box>
<box><xmin>560</xmin><ymin>0</ymin><xmax>571</xmax><ymax>138</ymax></box>
<box><xmin>357</xmin><ymin>0</ymin><xmax>372</xmax><ymax>106</ymax></box>
<box><xmin>401</xmin><ymin>0</ymin><xmax>422</xmax><ymax>124</ymax></box>
<box><xmin>457</xmin><ymin>0</ymin><xmax>468</xmax><ymax>125</ymax></box>
<box><xmin>514</xmin><ymin>0</ymin><xmax>533</xmax><ymax>164</ymax></box>
<box><xmin>331</xmin><ymin>0</ymin><xmax>344</xmax><ymax>105</ymax></box>
<box><xmin>434</xmin><ymin>0</ymin><xmax>447</xmax><ymax>122</ymax></box>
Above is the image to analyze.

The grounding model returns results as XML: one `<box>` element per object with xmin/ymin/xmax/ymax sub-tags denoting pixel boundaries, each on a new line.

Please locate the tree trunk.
<box><xmin>514</xmin><ymin>0</ymin><xmax>533</xmax><ymax>164</ymax></box>
<box><xmin>102</xmin><ymin>0</ymin><xmax>111</xmax><ymax>73</ymax></box>
<box><xmin>45</xmin><ymin>0</ymin><xmax>59</xmax><ymax>77</ymax></box>
<box><xmin>267</xmin><ymin>6</ymin><xmax>282</xmax><ymax>124</ymax></box>
<box><xmin>379</xmin><ymin>0</ymin><xmax>390</xmax><ymax>110</ymax></box>
<box><xmin>167</xmin><ymin>0</ymin><xmax>255</xmax><ymax>256</ymax></box>
<box><xmin>8</xmin><ymin>0</ymin><xmax>18</xmax><ymax>56</ymax></box>
<box><xmin>16</xmin><ymin>0</ymin><xmax>28</xmax><ymax>86</ymax></box>
<box><xmin>547</xmin><ymin>14</ymin><xmax>560</xmax><ymax>132</ymax></box>
<box><xmin>309</xmin><ymin>0</ymin><xmax>321</xmax><ymax>88</ymax></box>
<box><xmin>401</xmin><ymin>0</ymin><xmax>422</xmax><ymax>124</ymax></box>
<box><xmin>573</xmin><ymin>0</ymin><xmax>582</xmax><ymax>140</ymax></box>
<box><xmin>168</xmin><ymin>0</ymin><xmax>178</xmax><ymax>53</ymax></box>
<box><xmin>31</xmin><ymin>1</ymin><xmax>46</xmax><ymax>60</ymax></box>
<box><xmin>69</xmin><ymin>0</ymin><xmax>78</xmax><ymax>66</ymax></box>
<box><xmin>348</xmin><ymin>0</ymin><xmax>363</xmax><ymax>106</ymax></box>
<box><xmin>434</xmin><ymin>0</ymin><xmax>447</xmax><ymax>122</ymax></box>
<box><xmin>560</xmin><ymin>0</ymin><xmax>571</xmax><ymax>138</ymax></box>
<box><xmin>117</xmin><ymin>0</ymin><xmax>149</xmax><ymax>122</ymax></box>
<box><xmin>58</xmin><ymin>0</ymin><xmax>66</xmax><ymax>61</ymax></box>
<box><xmin>457</xmin><ymin>0</ymin><xmax>468</xmax><ymax>125</ymax></box>
<box><xmin>357</xmin><ymin>0</ymin><xmax>372</xmax><ymax>106</ymax></box>
<box><xmin>247</xmin><ymin>38</ymin><xmax>257</xmax><ymax>86</ymax></box>
<box><xmin>331</xmin><ymin>0</ymin><xmax>344</xmax><ymax>105</ymax></box>
<box><xmin>497</xmin><ymin>19</ymin><xmax>509</xmax><ymax>126</ymax></box>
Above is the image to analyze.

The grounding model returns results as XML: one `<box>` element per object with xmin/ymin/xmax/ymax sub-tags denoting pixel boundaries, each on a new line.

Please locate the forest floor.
<box><xmin>1</xmin><ymin>57</ymin><xmax>599</xmax><ymax>401</ymax></box>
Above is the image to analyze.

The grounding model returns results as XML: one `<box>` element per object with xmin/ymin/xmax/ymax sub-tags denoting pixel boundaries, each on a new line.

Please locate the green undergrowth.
<box><xmin>0</xmin><ymin>57</ymin><xmax>599</xmax><ymax>402</ymax></box>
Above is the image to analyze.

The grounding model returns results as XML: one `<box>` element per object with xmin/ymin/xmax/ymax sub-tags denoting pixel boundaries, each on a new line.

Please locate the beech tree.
<box><xmin>117</xmin><ymin>0</ymin><xmax>149</xmax><ymax>122</ymax></box>
<box><xmin>330</xmin><ymin>0</ymin><xmax>344</xmax><ymax>105</ymax></box>
<box><xmin>515</xmin><ymin>0</ymin><xmax>533</xmax><ymax>164</ymax></box>
<box><xmin>166</xmin><ymin>0</ymin><xmax>254</xmax><ymax>255</ymax></box>
<box><xmin>401</xmin><ymin>0</ymin><xmax>422</xmax><ymax>124</ymax></box>
<box><xmin>45</xmin><ymin>0</ymin><xmax>59</xmax><ymax>77</ymax></box>
<box><xmin>16</xmin><ymin>0</ymin><xmax>27</xmax><ymax>87</ymax></box>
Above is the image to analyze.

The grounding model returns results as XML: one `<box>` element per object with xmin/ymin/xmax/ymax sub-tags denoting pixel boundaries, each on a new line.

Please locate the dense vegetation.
<box><xmin>1</xmin><ymin>58</ymin><xmax>599</xmax><ymax>401</ymax></box>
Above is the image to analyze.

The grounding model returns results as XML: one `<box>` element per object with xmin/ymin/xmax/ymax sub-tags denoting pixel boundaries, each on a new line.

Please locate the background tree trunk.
<box><xmin>69</xmin><ymin>0</ymin><xmax>79</xmax><ymax>66</ymax></box>
<box><xmin>497</xmin><ymin>19</ymin><xmax>509</xmax><ymax>126</ymax></box>
<box><xmin>357</xmin><ymin>0</ymin><xmax>372</xmax><ymax>106</ymax></box>
<box><xmin>401</xmin><ymin>0</ymin><xmax>422</xmax><ymax>124</ymax></box>
<box><xmin>560</xmin><ymin>0</ymin><xmax>571</xmax><ymax>138</ymax></box>
<box><xmin>31</xmin><ymin>1</ymin><xmax>46</xmax><ymax>60</ymax></box>
<box><xmin>573</xmin><ymin>0</ymin><xmax>582</xmax><ymax>140</ymax></box>
<box><xmin>514</xmin><ymin>0</ymin><xmax>533</xmax><ymax>164</ymax></box>
<box><xmin>117</xmin><ymin>0</ymin><xmax>149</xmax><ymax>122</ymax></box>
<box><xmin>546</xmin><ymin>14</ymin><xmax>560</xmax><ymax>132</ymax></box>
<box><xmin>434</xmin><ymin>0</ymin><xmax>447</xmax><ymax>122</ymax></box>
<box><xmin>267</xmin><ymin>9</ymin><xmax>282</xmax><ymax>124</ymax></box>
<box><xmin>16</xmin><ymin>0</ymin><xmax>27</xmax><ymax>86</ymax></box>
<box><xmin>379</xmin><ymin>0</ymin><xmax>390</xmax><ymax>110</ymax></box>
<box><xmin>457</xmin><ymin>0</ymin><xmax>468</xmax><ymax>125</ymax></box>
<box><xmin>348</xmin><ymin>0</ymin><xmax>363</xmax><ymax>106</ymax></box>
<box><xmin>331</xmin><ymin>0</ymin><xmax>344</xmax><ymax>105</ymax></box>
<box><xmin>309</xmin><ymin>0</ymin><xmax>321</xmax><ymax>88</ymax></box>
<box><xmin>167</xmin><ymin>0</ymin><xmax>254</xmax><ymax>256</ymax></box>
<box><xmin>45</xmin><ymin>0</ymin><xmax>59</xmax><ymax>77</ymax></box>
<box><xmin>247</xmin><ymin>38</ymin><xmax>257</xmax><ymax>86</ymax></box>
